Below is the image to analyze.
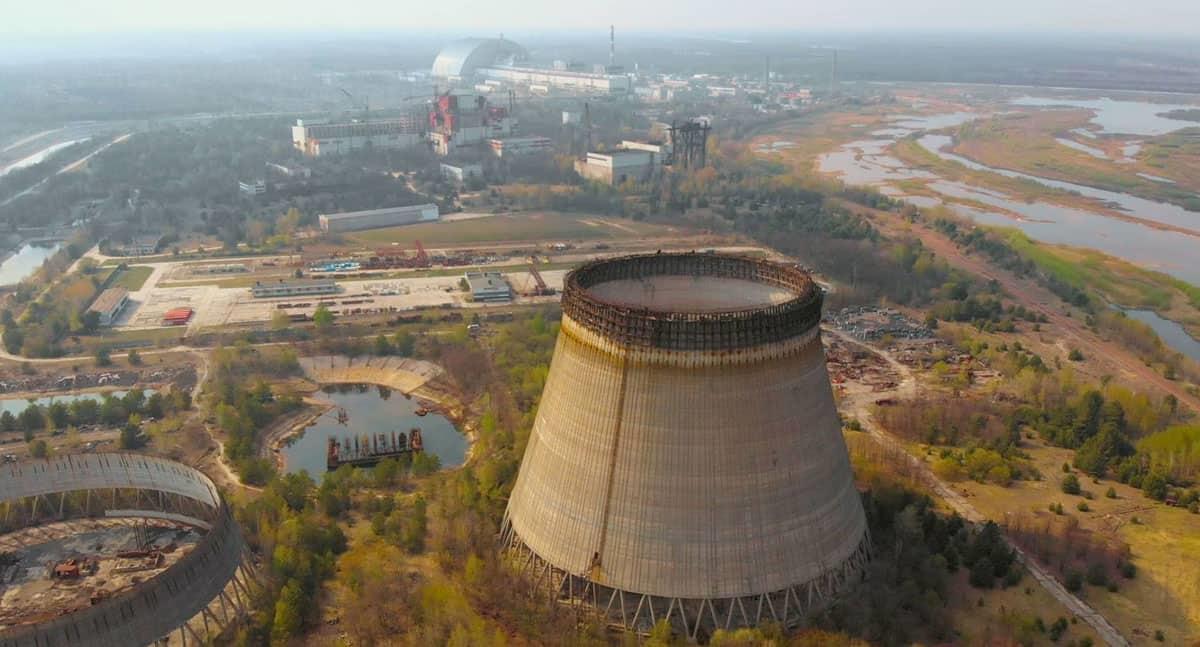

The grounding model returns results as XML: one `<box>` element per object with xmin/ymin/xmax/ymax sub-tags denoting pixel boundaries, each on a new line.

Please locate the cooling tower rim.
<box><xmin>562</xmin><ymin>251</ymin><xmax>823</xmax><ymax>351</ymax></box>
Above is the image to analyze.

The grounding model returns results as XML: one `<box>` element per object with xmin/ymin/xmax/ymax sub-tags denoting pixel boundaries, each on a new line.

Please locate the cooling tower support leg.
<box><xmin>500</xmin><ymin>520</ymin><xmax>871</xmax><ymax>636</ymax></box>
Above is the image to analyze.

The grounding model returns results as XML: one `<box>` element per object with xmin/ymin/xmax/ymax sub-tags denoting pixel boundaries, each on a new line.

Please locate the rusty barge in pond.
<box><xmin>326</xmin><ymin>428</ymin><xmax>424</xmax><ymax>470</ymax></box>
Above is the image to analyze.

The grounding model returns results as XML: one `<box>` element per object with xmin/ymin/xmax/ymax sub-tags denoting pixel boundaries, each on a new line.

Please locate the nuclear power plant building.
<box><xmin>501</xmin><ymin>252</ymin><xmax>870</xmax><ymax>638</ymax></box>
<box><xmin>432</xmin><ymin>37</ymin><xmax>631</xmax><ymax>94</ymax></box>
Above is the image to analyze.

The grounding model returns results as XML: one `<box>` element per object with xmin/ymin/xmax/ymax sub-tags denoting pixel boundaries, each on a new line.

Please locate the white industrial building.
<box><xmin>318</xmin><ymin>204</ymin><xmax>439</xmax><ymax>233</ymax></box>
<box><xmin>488</xmin><ymin>136</ymin><xmax>553</xmax><ymax>158</ymax></box>
<box><xmin>292</xmin><ymin>118</ymin><xmax>423</xmax><ymax>157</ymax></box>
<box><xmin>479</xmin><ymin>66</ymin><xmax>630</xmax><ymax>94</ymax></box>
<box><xmin>238</xmin><ymin>180</ymin><xmax>266</xmax><ymax>196</ymax></box>
<box><xmin>88</xmin><ymin>287</ymin><xmax>130</xmax><ymax>327</ymax></box>
<box><xmin>430</xmin><ymin>126</ymin><xmax>515</xmax><ymax>156</ymax></box>
<box><xmin>621</xmin><ymin>140</ymin><xmax>670</xmax><ymax>156</ymax></box>
<box><xmin>465</xmin><ymin>271</ymin><xmax>512</xmax><ymax>302</ymax></box>
<box><xmin>574</xmin><ymin>149</ymin><xmax>658</xmax><ymax>185</ymax></box>
<box><xmin>440</xmin><ymin>162</ymin><xmax>483</xmax><ymax>183</ymax></box>
<box><xmin>250</xmin><ymin>279</ymin><xmax>338</xmax><ymax>299</ymax></box>
<box><xmin>114</xmin><ymin>235</ymin><xmax>163</xmax><ymax>257</ymax></box>
<box><xmin>266</xmin><ymin>162</ymin><xmax>311</xmax><ymax>178</ymax></box>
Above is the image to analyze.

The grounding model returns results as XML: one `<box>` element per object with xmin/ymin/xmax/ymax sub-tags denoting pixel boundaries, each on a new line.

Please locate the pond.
<box><xmin>0</xmin><ymin>243</ymin><xmax>61</xmax><ymax>286</ymax></box>
<box><xmin>281</xmin><ymin>384</ymin><xmax>465</xmax><ymax>479</ymax></box>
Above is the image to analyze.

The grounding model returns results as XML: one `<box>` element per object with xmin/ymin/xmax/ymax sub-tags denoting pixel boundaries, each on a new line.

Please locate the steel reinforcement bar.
<box><xmin>562</xmin><ymin>252</ymin><xmax>822</xmax><ymax>351</ymax></box>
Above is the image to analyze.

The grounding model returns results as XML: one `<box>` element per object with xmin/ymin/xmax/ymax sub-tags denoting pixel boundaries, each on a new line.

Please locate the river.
<box><xmin>1119</xmin><ymin>309</ymin><xmax>1200</xmax><ymax>363</ymax></box>
<box><xmin>0</xmin><ymin>243</ymin><xmax>62</xmax><ymax>286</ymax></box>
<box><xmin>1010</xmin><ymin>96</ymin><xmax>1200</xmax><ymax>136</ymax></box>
<box><xmin>816</xmin><ymin>101</ymin><xmax>1200</xmax><ymax>284</ymax></box>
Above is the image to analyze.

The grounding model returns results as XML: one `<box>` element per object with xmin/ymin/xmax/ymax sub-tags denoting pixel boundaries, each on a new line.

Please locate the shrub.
<box><xmin>1119</xmin><ymin>562</ymin><xmax>1137</xmax><ymax>579</ymax></box>
<box><xmin>969</xmin><ymin>557</ymin><xmax>996</xmax><ymax>588</ymax></box>
<box><xmin>1068</xmin><ymin>348</ymin><xmax>1084</xmax><ymax>361</ymax></box>
<box><xmin>1142</xmin><ymin>472</ymin><xmax>1169</xmax><ymax>501</ymax></box>
<box><xmin>1086</xmin><ymin>562</ymin><xmax>1108</xmax><ymax>587</ymax></box>
<box><xmin>1106</xmin><ymin>486</ymin><xmax>1117</xmax><ymax>499</ymax></box>
<box><xmin>1002</xmin><ymin>568</ymin><xmax>1022</xmax><ymax>588</ymax></box>
<box><xmin>1064</xmin><ymin>570</ymin><xmax>1083</xmax><ymax>592</ymax></box>
<box><xmin>1076</xmin><ymin>501</ymin><xmax>1090</xmax><ymax>512</ymax></box>
<box><xmin>1154</xmin><ymin>630</ymin><xmax>1165</xmax><ymax>642</ymax></box>
<box><xmin>1061</xmin><ymin>474</ymin><xmax>1081</xmax><ymax>495</ymax></box>
<box><xmin>1048</xmin><ymin>617</ymin><xmax>1069</xmax><ymax>641</ymax></box>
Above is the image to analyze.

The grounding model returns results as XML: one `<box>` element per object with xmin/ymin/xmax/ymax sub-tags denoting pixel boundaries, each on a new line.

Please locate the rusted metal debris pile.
<box><xmin>828</xmin><ymin>306</ymin><xmax>935</xmax><ymax>342</ymax></box>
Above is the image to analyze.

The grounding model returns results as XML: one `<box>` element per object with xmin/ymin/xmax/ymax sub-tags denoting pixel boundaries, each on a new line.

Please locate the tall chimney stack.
<box><xmin>610</xmin><ymin>25</ymin><xmax>615</xmax><ymax>68</ymax></box>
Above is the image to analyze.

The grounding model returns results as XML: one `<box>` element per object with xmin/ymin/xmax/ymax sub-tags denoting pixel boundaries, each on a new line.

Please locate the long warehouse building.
<box><xmin>250</xmin><ymin>279</ymin><xmax>338</xmax><ymax>299</ymax></box>
<box><xmin>319</xmin><ymin>204</ymin><xmax>439</xmax><ymax>233</ymax></box>
<box><xmin>292</xmin><ymin>117</ymin><xmax>423</xmax><ymax>157</ymax></box>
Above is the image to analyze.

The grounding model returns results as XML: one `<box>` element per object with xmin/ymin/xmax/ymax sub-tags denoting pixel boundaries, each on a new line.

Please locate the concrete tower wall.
<box><xmin>507</xmin><ymin>318</ymin><xmax>866</xmax><ymax>598</ymax></box>
<box><xmin>502</xmin><ymin>253</ymin><xmax>870</xmax><ymax>634</ymax></box>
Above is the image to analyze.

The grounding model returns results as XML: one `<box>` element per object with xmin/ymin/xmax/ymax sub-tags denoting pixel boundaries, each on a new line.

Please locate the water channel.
<box><xmin>917</xmin><ymin>134</ymin><xmax>1200</xmax><ymax>234</ymax></box>
<box><xmin>0</xmin><ymin>242</ymin><xmax>62</xmax><ymax>286</ymax></box>
<box><xmin>1119</xmin><ymin>309</ymin><xmax>1200</xmax><ymax>363</ymax></box>
<box><xmin>281</xmin><ymin>384</ymin><xmax>465</xmax><ymax>479</ymax></box>
<box><xmin>0</xmin><ymin>389</ymin><xmax>151</xmax><ymax>416</ymax></box>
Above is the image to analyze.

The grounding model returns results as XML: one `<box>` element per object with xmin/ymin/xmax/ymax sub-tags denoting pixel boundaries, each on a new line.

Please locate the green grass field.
<box><xmin>81</xmin><ymin>327</ymin><xmax>187</xmax><ymax>353</ymax></box>
<box><xmin>347</xmin><ymin>212</ymin><xmax>673</xmax><ymax>246</ymax></box>
<box><xmin>950</xmin><ymin>440</ymin><xmax>1200</xmax><ymax>643</ymax></box>
<box><xmin>108</xmin><ymin>266</ymin><xmax>154</xmax><ymax>291</ymax></box>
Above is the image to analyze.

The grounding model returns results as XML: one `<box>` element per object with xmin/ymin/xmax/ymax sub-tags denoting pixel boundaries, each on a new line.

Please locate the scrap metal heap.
<box><xmin>501</xmin><ymin>252</ymin><xmax>870</xmax><ymax>639</ymax></box>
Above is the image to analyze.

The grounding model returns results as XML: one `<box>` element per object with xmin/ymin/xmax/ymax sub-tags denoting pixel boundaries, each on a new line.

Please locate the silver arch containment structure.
<box><xmin>502</xmin><ymin>253</ymin><xmax>871</xmax><ymax>638</ymax></box>
<box><xmin>0</xmin><ymin>454</ymin><xmax>254</xmax><ymax>647</ymax></box>
<box><xmin>430</xmin><ymin>38</ymin><xmax>527</xmax><ymax>78</ymax></box>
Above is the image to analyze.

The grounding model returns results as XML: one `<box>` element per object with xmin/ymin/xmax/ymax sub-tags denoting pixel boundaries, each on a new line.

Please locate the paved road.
<box><xmin>828</xmin><ymin>328</ymin><xmax>1131</xmax><ymax>647</ymax></box>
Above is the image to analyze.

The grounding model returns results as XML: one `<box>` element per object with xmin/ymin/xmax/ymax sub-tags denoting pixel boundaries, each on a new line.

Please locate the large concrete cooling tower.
<box><xmin>501</xmin><ymin>252</ymin><xmax>870</xmax><ymax>638</ymax></box>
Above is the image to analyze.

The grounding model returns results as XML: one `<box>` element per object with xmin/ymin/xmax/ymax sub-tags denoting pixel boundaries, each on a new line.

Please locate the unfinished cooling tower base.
<box><xmin>500</xmin><ymin>519</ymin><xmax>872</xmax><ymax>640</ymax></box>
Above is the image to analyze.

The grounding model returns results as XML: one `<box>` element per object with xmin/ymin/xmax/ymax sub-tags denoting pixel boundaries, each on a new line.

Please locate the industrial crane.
<box><xmin>526</xmin><ymin>256</ymin><xmax>554</xmax><ymax>296</ymax></box>
<box><xmin>338</xmin><ymin>88</ymin><xmax>369</xmax><ymax>120</ymax></box>
<box><xmin>413</xmin><ymin>240</ymin><xmax>429</xmax><ymax>267</ymax></box>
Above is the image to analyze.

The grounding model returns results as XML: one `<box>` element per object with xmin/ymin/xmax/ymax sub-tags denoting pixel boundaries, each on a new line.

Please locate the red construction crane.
<box><xmin>413</xmin><ymin>240</ymin><xmax>430</xmax><ymax>267</ymax></box>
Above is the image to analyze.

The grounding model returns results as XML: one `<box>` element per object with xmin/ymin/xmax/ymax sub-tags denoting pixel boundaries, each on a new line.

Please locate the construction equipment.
<box><xmin>413</xmin><ymin>240</ymin><xmax>429</xmax><ymax>267</ymax></box>
<box><xmin>339</xmin><ymin>88</ymin><xmax>369</xmax><ymax>120</ymax></box>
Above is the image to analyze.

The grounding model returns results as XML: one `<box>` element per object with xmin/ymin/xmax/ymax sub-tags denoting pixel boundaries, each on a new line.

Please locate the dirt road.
<box><xmin>829</xmin><ymin>328</ymin><xmax>1130</xmax><ymax>646</ymax></box>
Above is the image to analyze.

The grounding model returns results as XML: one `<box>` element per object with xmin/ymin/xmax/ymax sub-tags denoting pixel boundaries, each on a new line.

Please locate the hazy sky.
<box><xmin>5</xmin><ymin>0</ymin><xmax>1200</xmax><ymax>36</ymax></box>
